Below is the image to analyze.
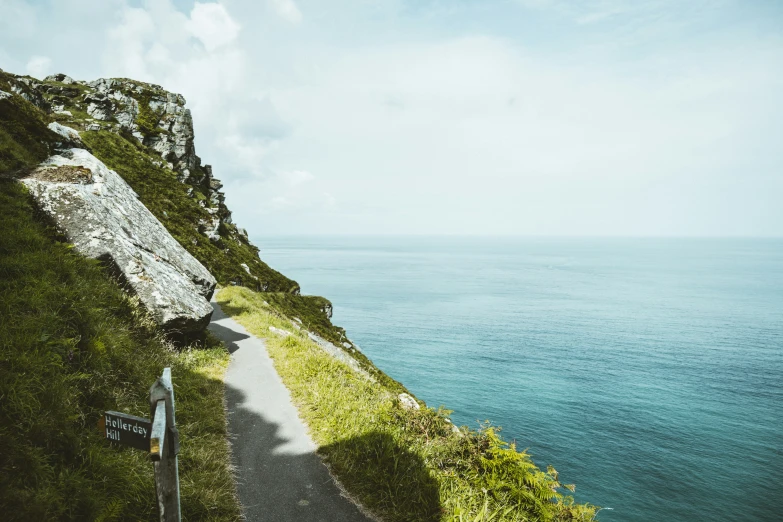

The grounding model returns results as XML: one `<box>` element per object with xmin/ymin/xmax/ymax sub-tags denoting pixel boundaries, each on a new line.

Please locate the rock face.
<box><xmin>2</xmin><ymin>69</ymin><xmax>299</xmax><ymax>293</ymax></box>
<box><xmin>22</xmin><ymin>141</ymin><xmax>216</xmax><ymax>334</ymax></box>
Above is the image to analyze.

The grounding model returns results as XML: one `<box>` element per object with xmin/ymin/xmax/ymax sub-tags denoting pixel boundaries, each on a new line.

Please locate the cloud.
<box><xmin>2</xmin><ymin>0</ymin><xmax>780</xmax><ymax>235</ymax></box>
<box><xmin>284</xmin><ymin>170</ymin><xmax>314</xmax><ymax>187</ymax></box>
<box><xmin>25</xmin><ymin>55</ymin><xmax>51</xmax><ymax>78</ymax></box>
<box><xmin>268</xmin><ymin>0</ymin><xmax>302</xmax><ymax>24</ymax></box>
<box><xmin>98</xmin><ymin>1</ymin><xmax>275</xmax><ymax>182</ymax></box>
<box><xmin>187</xmin><ymin>2</ymin><xmax>241</xmax><ymax>51</ymax></box>
<box><xmin>225</xmin><ymin>24</ymin><xmax>783</xmax><ymax>234</ymax></box>
<box><xmin>0</xmin><ymin>0</ymin><xmax>37</xmax><ymax>39</ymax></box>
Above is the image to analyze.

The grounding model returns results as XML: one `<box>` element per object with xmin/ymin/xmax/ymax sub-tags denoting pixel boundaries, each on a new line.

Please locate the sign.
<box><xmin>101</xmin><ymin>367</ymin><xmax>180</xmax><ymax>521</ymax></box>
<box><xmin>100</xmin><ymin>411</ymin><xmax>152</xmax><ymax>451</ymax></box>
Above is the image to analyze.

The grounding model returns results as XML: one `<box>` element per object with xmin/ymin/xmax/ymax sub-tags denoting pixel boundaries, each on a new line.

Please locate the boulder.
<box><xmin>44</xmin><ymin>73</ymin><xmax>75</xmax><ymax>84</ymax></box>
<box><xmin>22</xmin><ymin>145</ymin><xmax>217</xmax><ymax>334</ymax></box>
<box><xmin>269</xmin><ymin>326</ymin><xmax>292</xmax><ymax>337</ymax></box>
<box><xmin>398</xmin><ymin>393</ymin><xmax>420</xmax><ymax>411</ymax></box>
<box><xmin>47</xmin><ymin>122</ymin><xmax>85</xmax><ymax>149</ymax></box>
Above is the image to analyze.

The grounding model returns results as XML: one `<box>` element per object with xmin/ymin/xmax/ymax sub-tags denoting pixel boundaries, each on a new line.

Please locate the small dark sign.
<box><xmin>100</xmin><ymin>411</ymin><xmax>152</xmax><ymax>452</ymax></box>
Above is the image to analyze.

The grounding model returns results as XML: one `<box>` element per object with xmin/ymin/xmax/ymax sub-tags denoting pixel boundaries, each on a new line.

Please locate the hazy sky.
<box><xmin>2</xmin><ymin>0</ymin><xmax>782</xmax><ymax>236</ymax></box>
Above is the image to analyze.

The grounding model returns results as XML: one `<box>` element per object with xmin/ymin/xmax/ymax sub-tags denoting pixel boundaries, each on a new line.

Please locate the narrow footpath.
<box><xmin>208</xmin><ymin>299</ymin><xmax>372</xmax><ymax>522</ymax></box>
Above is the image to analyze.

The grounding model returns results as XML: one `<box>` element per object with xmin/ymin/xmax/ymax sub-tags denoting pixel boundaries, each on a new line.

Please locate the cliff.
<box><xmin>0</xmin><ymin>68</ymin><xmax>243</xmax><ymax>519</ymax></box>
<box><xmin>0</xmin><ymin>69</ymin><xmax>351</xmax><ymax>338</ymax></box>
<box><xmin>0</xmin><ymin>67</ymin><xmax>597</xmax><ymax>521</ymax></box>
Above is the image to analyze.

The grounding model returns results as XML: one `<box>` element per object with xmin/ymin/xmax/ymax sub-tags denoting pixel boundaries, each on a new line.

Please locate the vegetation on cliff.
<box><xmin>79</xmin><ymin>129</ymin><xmax>298</xmax><ymax>293</ymax></box>
<box><xmin>218</xmin><ymin>286</ymin><xmax>598</xmax><ymax>522</ymax></box>
<box><xmin>0</xmin><ymin>73</ymin><xmax>59</xmax><ymax>172</ymax></box>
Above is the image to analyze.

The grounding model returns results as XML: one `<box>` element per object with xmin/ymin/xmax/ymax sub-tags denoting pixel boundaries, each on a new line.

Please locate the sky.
<box><xmin>1</xmin><ymin>0</ymin><xmax>782</xmax><ymax>236</ymax></box>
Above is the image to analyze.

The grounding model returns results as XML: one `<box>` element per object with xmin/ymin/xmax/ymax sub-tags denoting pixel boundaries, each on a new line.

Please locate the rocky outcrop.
<box><xmin>2</xmin><ymin>69</ymin><xmax>298</xmax><ymax>293</ymax></box>
<box><xmin>84</xmin><ymin>78</ymin><xmax>201</xmax><ymax>177</ymax></box>
<box><xmin>4</xmin><ymin>72</ymin><xmax>239</xmax><ymax>247</ymax></box>
<box><xmin>22</xmin><ymin>138</ymin><xmax>216</xmax><ymax>334</ymax></box>
<box><xmin>44</xmin><ymin>73</ymin><xmax>76</xmax><ymax>85</ymax></box>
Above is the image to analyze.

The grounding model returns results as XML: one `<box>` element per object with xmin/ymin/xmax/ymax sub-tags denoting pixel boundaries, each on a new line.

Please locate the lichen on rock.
<box><xmin>22</xmin><ymin>144</ymin><xmax>216</xmax><ymax>334</ymax></box>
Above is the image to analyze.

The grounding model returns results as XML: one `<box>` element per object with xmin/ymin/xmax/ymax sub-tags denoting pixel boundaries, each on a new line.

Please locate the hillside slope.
<box><xmin>1</xmin><ymin>68</ymin><xmax>597</xmax><ymax>521</ymax></box>
<box><xmin>1</xmin><ymin>67</ymin><xmax>404</xmax><ymax>384</ymax></box>
<box><xmin>0</xmin><ymin>85</ymin><xmax>240</xmax><ymax>519</ymax></box>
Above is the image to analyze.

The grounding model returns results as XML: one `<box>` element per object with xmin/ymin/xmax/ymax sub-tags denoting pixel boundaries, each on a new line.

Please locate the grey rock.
<box><xmin>22</xmin><ymin>148</ymin><xmax>216</xmax><ymax>334</ymax></box>
<box><xmin>200</xmin><ymin>214</ymin><xmax>221</xmax><ymax>241</ymax></box>
<box><xmin>0</xmin><ymin>90</ymin><xmax>11</xmax><ymax>101</ymax></box>
<box><xmin>52</xmin><ymin>105</ymin><xmax>73</xmax><ymax>116</ymax></box>
<box><xmin>9</xmin><ymin>80</ymin><xmax>49</xmax><ymax>111</ymax></box>
<box><xmin>44</xmin><ymin>73</ymin><xmax>75</xmax><ymax>84</ymax></box>
<box><xmin>84</xmin><ymin>91</ymin><xmax>113</xmax><ymax>121</ymax></box>
<box><xmin>87</xmin><ymin>78</ymin><xmax>119</xmax><ymax>92</ymax></box>
<box><xmin>47</xmin><ymin>122</ymin><xmax>84</xmax><ymax>149</ymax></box>
<box><xmin>268</xmin><ymin>326</ymin><xmax>292</xmax><ymax>337</ymax></box>
<box><xmin>398</xmin><ymin>393</ymin><xmax>420</xmax><ymax>411</ymax></box>
<box><xmin>306</xmin><ymin>331</ymin><xmax>370</xmax><ymax>378</ymax></box>
<box><xmin>147</xmin><ymin>106</ymin><xmax>197</xmax><ymax>171</ymax></box>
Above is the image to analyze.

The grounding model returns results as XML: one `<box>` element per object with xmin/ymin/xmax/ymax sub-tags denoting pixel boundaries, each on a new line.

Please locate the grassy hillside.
<box><xmin>1</xmin><ymin>68</ymin><xmax>598</xmax><ymax>521</ymax></box>
<box><xmin>0</xmin><ymin>79</ymin><xmax>240</xmax><ymax>520</ymax></box>
<box><xmin>0</xmin><ymin>180</ymin><xmax>240</xmax><ymax>520</ymax></box>
<box><xmin>218</xmin><ymin>286</ymin><xmax>598</xmax><ymax>522</ymax></box>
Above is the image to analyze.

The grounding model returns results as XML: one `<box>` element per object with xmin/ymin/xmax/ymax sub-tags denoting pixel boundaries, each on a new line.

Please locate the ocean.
<box><xmin>252</xmin><ymin>236</ymin><xmax>783</xmax><ymax>521</ymax></box>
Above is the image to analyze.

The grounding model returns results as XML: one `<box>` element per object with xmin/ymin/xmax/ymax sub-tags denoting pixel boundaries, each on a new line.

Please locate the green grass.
<box><xmin>131</xmin><ymin>90</ymin><xmax>165</xmax><ymax>139</ymax></box>
<box><xmin>0</xmin><ymin>69</ymin><xmax>242</xmax><ymax>520</ymax></box>
<box><xmin>217</xmin><ymin>286</ymin><xmax>598</xmax><ymax>522</ymax></box>
<box><xmin>0</xmin><ymin>74</ymin><xmax>59</xmax><ymax>173</ymax></box>
<box><xmin>0</xmin><ymin>180</ymin><xmax>241</xmax><ymax>521</ymax></box>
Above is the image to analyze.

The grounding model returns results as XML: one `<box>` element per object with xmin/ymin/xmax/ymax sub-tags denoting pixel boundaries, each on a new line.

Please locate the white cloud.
<box><xmin>284</xmin><ymin>170</ymin><xmax>314</xmax><ymax>187</ymax></box>
<box><xmin>25</xmin><ymin>55</ymin><xmax>51</xmax><ymax>78</ymax></box>
<box><xmin>2</xmin><ymin>0</ymin><xmax>780</xmax><ymax>235</ymax></box>
<box><xmin>99</xmin><ymin>0</ymin><xmax>268</xmax><ymax>182</ymax></box>
<box><xmin>187</xmin><ymin>2</ymin><xmax>241</xmax><ymax>51</ymax></box>
<box><xmin>0</xmin><ymin>0</ymin><xmax>37</xmax><ymax>39</ymax></box>
<box><xmin>269</xmin><ymin>195</ymin><xmax>292</xmax><ymax>209</ymax></box>
<box><xmin>268</xmin><ymin>0</ymin><xmax>302</xmax><ymax>24</ymax></box>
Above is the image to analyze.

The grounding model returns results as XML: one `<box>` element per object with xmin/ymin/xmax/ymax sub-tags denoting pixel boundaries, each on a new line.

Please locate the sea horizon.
<box><xmin>252</xmin><ymin>235</ymin><xmax>783</xmax><ymax>522</ymax></box>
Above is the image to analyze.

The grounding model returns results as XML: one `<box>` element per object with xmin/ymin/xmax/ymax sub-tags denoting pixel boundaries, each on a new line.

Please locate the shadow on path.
<box><xmin>211</xmin><ymin>298</ymin><xmax>442</xmax><ymax>521</ymax></box>
<box><xmin>224</xmin><ymin>383</ymin><xmax>373</xmax><ymax>521</ymax></box>
<box><xmin>319</xmin><ymin>431</ymin><xmax>442</xmax><ymax>522</ymax></box>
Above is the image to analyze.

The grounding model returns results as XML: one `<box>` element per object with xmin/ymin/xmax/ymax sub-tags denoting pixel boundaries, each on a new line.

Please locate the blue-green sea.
<box><xmin>253</xmin><ymin>236</ymin><xmax>782</xmax><ymax>521</ymax></box>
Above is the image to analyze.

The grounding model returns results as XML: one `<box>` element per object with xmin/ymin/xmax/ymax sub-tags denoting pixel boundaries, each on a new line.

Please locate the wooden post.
<box><xmin>149</xmin><ymin>367</ymin><xmax>181</xmax><ymax>522</ymax></box>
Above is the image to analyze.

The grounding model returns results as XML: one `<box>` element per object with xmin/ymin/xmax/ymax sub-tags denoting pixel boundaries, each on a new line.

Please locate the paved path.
<box><xmin>208</xmin><ymin>299</ymin><xmax>372</xmax><ymax>522</ymax></box>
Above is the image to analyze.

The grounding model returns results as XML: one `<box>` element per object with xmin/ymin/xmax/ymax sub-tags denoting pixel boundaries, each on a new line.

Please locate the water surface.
<box><xmin>253</xmin><ymin>236</ymin><xmax>783</xmax><ymax>521</ymax></box>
